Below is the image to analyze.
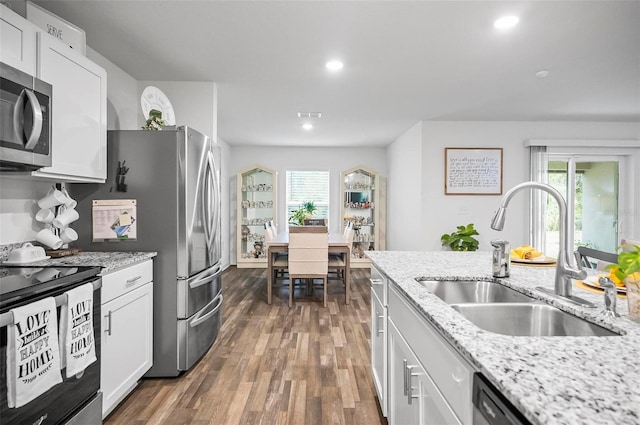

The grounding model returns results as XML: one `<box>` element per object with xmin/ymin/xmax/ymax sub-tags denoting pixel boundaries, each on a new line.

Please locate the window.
<box><xmin>286</xmin><ymin>170</ymin><xmax>330</xmax><ymax>222</ymax></box>
<box><xmin>527</xmin><ymin>140</ymin><xmax>638</xmax><ymax>258</ymax></box>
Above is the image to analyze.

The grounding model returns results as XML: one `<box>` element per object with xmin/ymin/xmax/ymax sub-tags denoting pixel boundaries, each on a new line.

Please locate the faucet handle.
<box><xmin>491</xmin><ymin>239</ymin><xmax>510</xmax><ymax>278</ymax></box>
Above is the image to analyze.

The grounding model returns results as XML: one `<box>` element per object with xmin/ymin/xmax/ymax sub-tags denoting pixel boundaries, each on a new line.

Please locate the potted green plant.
<box><xmin>142</xmin><ymin>109</ymin><xmax>166</xmax><ymax>130</ymax></box>
<box><xmin>288</xmin><ymin>201</ymin><xmax>318</xmax><ymax>226</ymax></box>
<box><xmin>605</xmin><ymin>243</ymin><xmax>640</xmax><ymax>321</ymax></box>
<box><xmin>440</xmin><ymin>223</ymin><xmax>480</xmax><ymax>251</ymax></box>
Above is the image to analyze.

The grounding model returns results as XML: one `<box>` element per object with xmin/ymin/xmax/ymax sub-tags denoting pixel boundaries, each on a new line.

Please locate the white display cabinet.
<box><xmin>340</xmin><ymin>166</ymin><xmax>386</xmax><ymax>268</ymax></box>
<box><xmin>237</xmin><ymin>165</ymin><xmax>277</xmax><ymax>268</ymax></box>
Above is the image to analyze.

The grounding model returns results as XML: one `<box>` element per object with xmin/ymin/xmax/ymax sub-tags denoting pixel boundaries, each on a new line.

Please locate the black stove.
<box><xmin>0</xmin><ymin>265</ymin><xmax>101</xmax><ymax>310</ymax></box>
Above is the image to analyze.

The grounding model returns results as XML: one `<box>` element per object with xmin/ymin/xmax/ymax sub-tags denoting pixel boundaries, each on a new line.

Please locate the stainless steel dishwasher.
<box><xmin>473</xmin><ymin>373</ymin><xmax>531</xmax><ymax>425</ymax></box>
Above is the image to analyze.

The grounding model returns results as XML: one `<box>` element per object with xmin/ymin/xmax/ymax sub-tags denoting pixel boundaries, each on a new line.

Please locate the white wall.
<box><xmin>138</xmin><ymin>81</ymin><xmax>217</xmax><ymax>140</ymax></box>
<box><xmin>228</xmin><ymin>146</ymin><xmax>387</xmax><ymax>264</ymax></box>
<box><xmin>87</xmin><ymin>47</ymin><xmax>139</xmax><ymax>130</ymax></box>
<box><xmin>386</xmin><ymin>121</ymin><xmax>640</xmax><ymax>252</ymax></box>
<box><xmin>217</xmin><ymin>137</ymin><xmax>232</xmax><ymax>268</ymax></box>
<box><xmin>386</xmin><ymin>122</ymin><xmax>423</xmax><ymax>250</ymax></box>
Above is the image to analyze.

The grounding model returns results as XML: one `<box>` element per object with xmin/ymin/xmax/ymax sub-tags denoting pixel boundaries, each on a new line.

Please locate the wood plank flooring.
<box><xmin>104</xmin><ymin>266</ymin><xmax>387</xmax><ymax>425</ymax></box>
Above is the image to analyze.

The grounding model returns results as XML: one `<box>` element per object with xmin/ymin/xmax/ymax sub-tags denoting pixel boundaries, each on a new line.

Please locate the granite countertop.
<box><xmin>366</xmin><ymin>251</ymin><xmax>640</xmax><ymax>425</ymax></box>
<box><xmin>1</xmin><ymin>251</ymin><xmax>156</xmax><ymax>274</ymax></box>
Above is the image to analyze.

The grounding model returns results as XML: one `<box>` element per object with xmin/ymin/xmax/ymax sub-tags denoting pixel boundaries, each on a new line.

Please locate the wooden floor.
<box><xmin>105</xmin><ymin>266</ymin><xmax>387</xmax><ymax>425</ymax></box>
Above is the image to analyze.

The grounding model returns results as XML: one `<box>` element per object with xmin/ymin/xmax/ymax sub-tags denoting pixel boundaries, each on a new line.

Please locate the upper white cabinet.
<box><xmin>32</xmin><ymin>34</ymin><xmax>107</xmax><ymax>182</ymax></box>
<box><xmin>0</xmin><ymin>4</ymin><xmax>37</xmax><ymax>74</ymax></box>
<box><xmin>0</xmin><ymin>5</ymin><xmax>107</xmax><ymax>182</ymax></box>
<box><xmin>340</xmin><ymin>166</ymin><xmax>386</xmax><ymax>268</ymax></box>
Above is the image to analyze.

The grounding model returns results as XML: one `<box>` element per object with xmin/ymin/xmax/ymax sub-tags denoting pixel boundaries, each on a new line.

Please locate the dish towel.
<box><xmin>6</xmin><ymin>297</ymin><xmax>62</xmax><ymax>408</ymax></box>
<box><xmin>59</xmin><ymin>283</ymin><xmax>96</xmax><ymax>377</ymax></box>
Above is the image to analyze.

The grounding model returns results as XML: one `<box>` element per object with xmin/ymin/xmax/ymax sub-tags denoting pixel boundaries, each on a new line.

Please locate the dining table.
<box><xmin>266</xmin><ymin>230</ymin><xmax>352</xmax><ymax>305</ymax></box>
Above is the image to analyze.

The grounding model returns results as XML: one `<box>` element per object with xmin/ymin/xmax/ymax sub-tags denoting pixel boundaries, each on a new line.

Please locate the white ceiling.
<box><xmin>28</xmin><ymin>0</ymin><xmax>640</xmax><ymax>147</ymax></box>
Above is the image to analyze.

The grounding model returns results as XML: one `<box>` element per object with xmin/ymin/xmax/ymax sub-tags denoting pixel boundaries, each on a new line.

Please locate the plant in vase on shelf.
<box><xmin>605</xmin><ymin>243</ymin><xmax>640</xmax><ymax>321</ymax></box>
<box><xmin>440</xmin><ymin>223</ymin><xmax>480</xmax><ymax>252</ymax></box>
<box><xmin>142</xmin><ymin>109</ymin><xmax>166</xmax><ymax>130</ymax></box>
<box><xmin>289</xmin><ymin>201</ymin><xmax>318</xmax><ymax>226</ymax></box>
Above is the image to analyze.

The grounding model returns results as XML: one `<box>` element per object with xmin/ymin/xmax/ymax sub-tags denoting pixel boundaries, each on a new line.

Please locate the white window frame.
<box><xmin>526</xmin><ymin>139</ymin><xmax>639</xmax><ymax>251</ymax></box>
<box><xmin>285</xmin><ymin>169</ymin><xmax>330</xmax><ymax>224</ymax></box>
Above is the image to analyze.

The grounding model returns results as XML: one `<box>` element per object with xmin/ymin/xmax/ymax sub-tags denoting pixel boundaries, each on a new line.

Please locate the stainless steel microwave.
<box><xmin>0</xmin><ymin>61</ymin><xmax>52</xmax><ymax>170</ymax></box>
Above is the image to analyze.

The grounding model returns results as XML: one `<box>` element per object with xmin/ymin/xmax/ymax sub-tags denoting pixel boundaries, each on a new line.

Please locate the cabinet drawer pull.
<box><xmin>369</xmin><ymin>278</ymin><xmax>383</xmax><ymax>286</ymax></box>
<box><xmin>451</xmin><ymin>369</ymin><xmax>464</xmax><ymax>384</ymax></box>
<box><xmin>377</xmin><ymin>314</ymin><xmax>385</xmax><ymax>335</ymax></box>
<box><xmin>126</xmin><ymin>275</ymin><xmax>142</xmax><ymax>285</ymax></box>
<box><xmin>105</xmin><ymin>311</ymin><xmax>112</xmax><ymax>336</ymax></box>
<box><xmin>403</xmin><ymin>359</ymin><xmax>408</xmax><ymax>395</ymax></box>
<box><xmin>406</xmin><ymin>364</ymin><xmax>419</xmax><ymax>405</ymax></box>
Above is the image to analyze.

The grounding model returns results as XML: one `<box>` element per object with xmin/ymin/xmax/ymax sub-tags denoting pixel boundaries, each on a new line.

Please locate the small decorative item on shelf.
<box><xmin>605</xmin><ymin>243</ymin><xmax>640</xmax><ymax>321</ymax></box>
<box><xmin>142</xmin><ymin>109</ymin><xmax>166</xmax><ymax>130</ymax></box>
<box><xmin>440</xmin><ymin>223</ymin><xmax>480</xmax><ymax>251</ymax></box>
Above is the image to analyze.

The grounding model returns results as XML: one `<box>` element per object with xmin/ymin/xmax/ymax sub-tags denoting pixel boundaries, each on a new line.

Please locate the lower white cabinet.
<box><xmin>101</xmin><ymin>260</ymin><xmax>153</xmax><ymax>418</ymax></box>
<box><xmin>370</xmin><ymin>264</ymin><xmax>388</xmax><ymax>416</ymax></box>
<box><xmin>384</xmin><ymin>283</ymin><xmax>476</xmax><ymax>425</ymax></box>
<box><xmin>388</xmin><ymin>319</ymin><xmax>458</xmax><ymax>425</ymax></box>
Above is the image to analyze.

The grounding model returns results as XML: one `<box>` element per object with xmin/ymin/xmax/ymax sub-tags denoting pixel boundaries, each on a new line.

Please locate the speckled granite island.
<box><xmin>1</xmin><ymin>251</ymin><xmax>157</xmax><ymax>274</ymax></box>
<box><xmin>366</xmin><ymin>251</ymin><xmax>640</xmax><ymax>425</ymax></box>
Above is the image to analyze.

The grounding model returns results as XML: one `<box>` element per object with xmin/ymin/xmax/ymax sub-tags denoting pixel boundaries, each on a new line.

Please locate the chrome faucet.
<box><xmin>490</xmin><ymin>181</ymin><xmax>595</xmax><ymax>307</ymax></box>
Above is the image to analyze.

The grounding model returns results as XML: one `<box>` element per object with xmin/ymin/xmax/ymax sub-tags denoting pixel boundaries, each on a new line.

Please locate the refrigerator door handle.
<box><xmin>188</xmin><ymin>264</ymin><xmax>222</xmax><ymax>289</ymax></box>
<box><xmin>202</xmin><ymin>151</ymin><xmax>219</xmax><ymax>265</ymax></box>
<box><xmin>190</xmin><ymin>294</ymin><xmax>223</xmax><ymax>327</ymax></box>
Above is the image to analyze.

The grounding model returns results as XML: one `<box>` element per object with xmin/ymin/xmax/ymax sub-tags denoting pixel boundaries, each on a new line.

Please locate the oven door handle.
<box><xmin>190</xmin><ymin>294</ymin><xmax>223</xmax><ymax>328</ymax></box>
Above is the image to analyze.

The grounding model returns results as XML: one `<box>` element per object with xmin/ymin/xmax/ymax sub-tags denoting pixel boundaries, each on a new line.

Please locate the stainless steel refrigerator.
<box><xmin>71</xmin><ymin>126</ymin><xmax>222</xmax><ymax>377</ymax></box>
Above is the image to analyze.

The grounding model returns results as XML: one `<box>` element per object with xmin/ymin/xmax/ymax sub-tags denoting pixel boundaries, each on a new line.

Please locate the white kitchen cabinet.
<box><xmin>385</xmin><ymin>283</ymin><xmax>476</xmax><ymax>425</ymax></box>
<box><xmin>32</xmin><ymin>33</ymin><xmax>107</xmax><ymax>182</ymax></box>
<box><xmin>388</xmin><ymin>319</ymin><xmax>458</xmax><ymax>425</ymax></box>
<box><xmin>0</xmin><ymin>4</ymin><xmax>37</xmax><ymax>74</ymax></box>
<box><xmin>101</xmin><ymin>260</ymin><xmax>153</xmax><ymax>418</ymax></box>
<box><xmin>370</xmin><ymin>264</ymin><xmax>388</xmax><ymax>416</ymax></box>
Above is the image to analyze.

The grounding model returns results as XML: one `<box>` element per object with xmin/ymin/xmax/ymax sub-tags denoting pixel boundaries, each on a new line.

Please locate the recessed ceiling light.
<box><xmin>494</xmin><ymin>16</ymin><xmax>519</xmax><ymax>29</ymax></box>
<box><xmin>325</xmin><ymin>60</ymin><xmax>344</xmax><ymax>71</ymax></box>
<box><xmin>536</xmin><ymin>70</ymin><xmax>549</xmax><ymax>78</ymax></box>
<box><xmin>297</xmin><ymin>112</ymin><xmax>322</xmax><ymax>118</ymax></box>
<box><xmin>302</xmin><ymin>123</ymin><xmax>313</xmax><ymax>131</ymax></box>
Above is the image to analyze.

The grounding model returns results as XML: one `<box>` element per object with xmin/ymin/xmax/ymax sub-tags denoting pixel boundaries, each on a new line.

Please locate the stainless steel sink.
<box><xmin>416</xmin><ymin>279</ymin><xmax>535</xmax><ymax>304</ymax></box>
<box><xmin>450</xmin><ymin>303</ymin><xmax>620</xmax><ymax>337</ymax></box>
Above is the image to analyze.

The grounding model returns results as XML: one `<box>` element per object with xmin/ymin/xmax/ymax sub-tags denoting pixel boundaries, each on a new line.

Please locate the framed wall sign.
<box><xmin>444</xmin><ymin>148</ymin><xmax>503</xmax><ymax>195</ymax></box>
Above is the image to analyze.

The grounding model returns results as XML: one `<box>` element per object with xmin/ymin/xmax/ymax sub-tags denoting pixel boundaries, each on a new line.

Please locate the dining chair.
<box><xmin>264</xmin><ymin>221</ymin><xmax>288</xmax><ymax>284</ymax></box>
<box><xmin>575</xmin><ymin>246</ymin><xmax>618</xmax><ymax>270</ymax></box>
<box><xmin>288</xmin><ymin>226</ymin><xmax>329</xmax><ymax>307</ymax></box>
<box><xmin>328</xmin><ymin>221</ymin><xmax>354</xmax><ymax>283</ymax></box>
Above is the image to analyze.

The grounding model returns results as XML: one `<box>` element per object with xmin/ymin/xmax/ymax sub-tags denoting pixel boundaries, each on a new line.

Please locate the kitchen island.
<box><xmin>367</xmin><ymin>251</ymin><xmax>640</xmax><ymax>425</ymax></box>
